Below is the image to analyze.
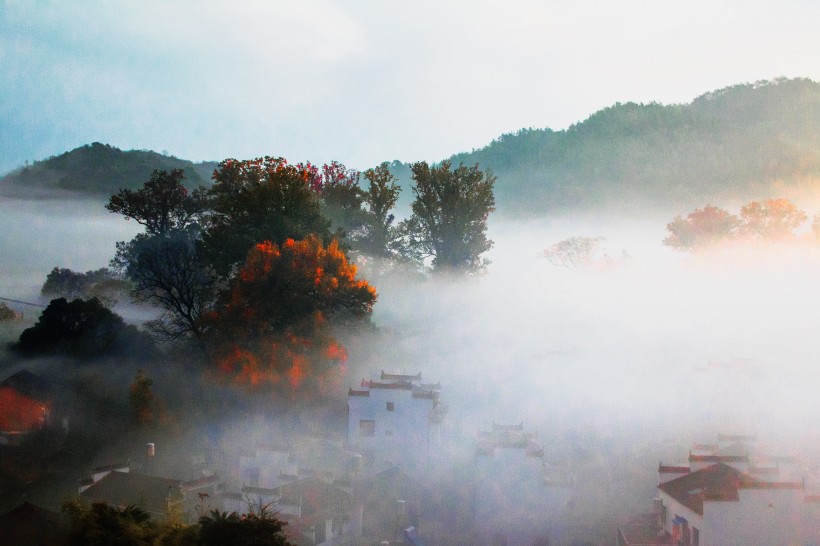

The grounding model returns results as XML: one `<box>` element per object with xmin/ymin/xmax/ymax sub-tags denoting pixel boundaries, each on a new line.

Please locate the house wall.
<box><xmin>657</xmin><ymin>490</ymin><xmax>703</xmax><ymax>542</ymax></box>
<box><xmin>474</xmin><ymin>447</ymin><xmax>549</xmax><ymax>543</ymax></box>
<box><xmin>347</xmin><ymin>389</ymin><xmax>434</xmax><ymax>462</ymax></box>
<box><xmin>701</xmin><ymin>488</ymin><xmax>803</xmax><ymax>546</ymax></box>
<box><xmin>239</xmin><ymin>447</ymin><xmax>296</xmax><ymax>489</ymax></box>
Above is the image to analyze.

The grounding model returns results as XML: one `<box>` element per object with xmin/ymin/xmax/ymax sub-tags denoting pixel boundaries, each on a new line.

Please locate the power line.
<box><xmin>0</xmin><ymin>296</ymin><xmax>45</xmax><ymax>308</ymax></box>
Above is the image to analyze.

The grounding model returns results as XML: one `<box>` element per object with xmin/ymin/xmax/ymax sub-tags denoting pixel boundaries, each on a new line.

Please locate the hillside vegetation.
<box><xmin>0</xmin><ymin>142</ymin><xmax>216</xmax><ymax>198</ymax></box>
<box><xmin>447</xmin><ymin>77</ymin><xmax>820</xmax><ymax>214</ymax></box>
<box><xmin>4</xmin><ymin>79</ymin><xmax>820</xmax><ymax>214</ymax></box>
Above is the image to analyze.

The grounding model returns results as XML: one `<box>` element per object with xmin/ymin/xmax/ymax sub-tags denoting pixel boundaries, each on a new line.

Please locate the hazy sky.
<box><xmin>2</xmin><ymin>0</ymin><xmax>820</xmax><ymax>174</ymax></box>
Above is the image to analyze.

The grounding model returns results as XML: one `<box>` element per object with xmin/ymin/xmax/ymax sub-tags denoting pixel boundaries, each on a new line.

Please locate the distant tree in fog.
<box><xmin>41</xmin><ymin>267</ymin><xmax>129</xmax><ymax>304</ymax></box>
<box><xmin>400</xmin><ymin>160</ymin><xmax>496</xmax><ymax>273</ymax></box>
<box><xmin>664</xmin><ymin>198</ymin><xmax>808</xmax><ymax>251</ymax></box>
<box><xmin>738</xmin><ymin>198</ymin><xmax>807</xmax><ymax>239</ymax></box>
<box><xmin>663</xmin><ymin>205</ymin><xmax>739</xmax><ymax>250</ymax></box>
<box><xmin>542</xmin><ymin>236</ymin><xmax>606</xmax><ymax>268</ymax></box>
<box><xmin>0</xmin><ymin>302</ymin><xmax>16</xmax><ymax>322</ymax></box>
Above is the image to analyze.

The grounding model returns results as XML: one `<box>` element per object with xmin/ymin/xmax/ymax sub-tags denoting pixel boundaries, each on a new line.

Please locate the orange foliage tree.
<box><xmin>204</xmin><ymin>235</ymin><xmax>377</xmax><ymax>393</ymax></box>
<box><xmin>738</xmin><ymin>198</ymin><xmax>807</xmax><ymax>239</ymax></box>
<box><xmin>663</xmin><ymin>205</ymin><xmax>739</xmax><ymax>250</ymax></box>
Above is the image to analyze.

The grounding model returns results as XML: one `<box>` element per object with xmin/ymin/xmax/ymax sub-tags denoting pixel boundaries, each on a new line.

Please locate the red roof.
<box><xmin>689</xmin><ymin>453</ymin><xmax>748</xmax><ymax>463</ymax></box>
<box><xmin>80</xmin><ymin>471</ymin><xmax>181</xmax><ymax>517</ymax></box>
<box><xmin>658</xmin><ymin>463</ymin><xmax>802</xmax><ymax>516</ymax></box>
<box><xmin>0</xmin><ymin>386</ymin><xmax>51</xmax><ymax>432</ymax></box>
<box><xmin>658</xmin><ymin>464</ymin><xmax>690</xmax><ymax>474</ymax></box>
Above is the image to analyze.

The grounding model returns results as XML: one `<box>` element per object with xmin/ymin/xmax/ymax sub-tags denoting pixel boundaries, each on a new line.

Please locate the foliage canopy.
<box><xmin>401</xmin><ymin>160</ymin><xmax>496</xmax><ymax>273</ymax></box>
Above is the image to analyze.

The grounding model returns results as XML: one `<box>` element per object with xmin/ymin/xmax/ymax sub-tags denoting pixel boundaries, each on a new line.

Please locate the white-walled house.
<box><xmin>473</xmin><ymin>422</ymin><xmax>570</xmax><ymax>546</ymax></box>
<box><xmin>618</xmin><ymin>435</ymin><xmax>819</xmax><ymax>546</ymax></box>
<box><xmin>347</xmin><ymin>372</ymin><xmax>443</xmax><ymax>467</ymax></box>
<box><xmin>657</xmin><ymin>462</ymin><xmax>806</xmax><ymax>546</ymax></box>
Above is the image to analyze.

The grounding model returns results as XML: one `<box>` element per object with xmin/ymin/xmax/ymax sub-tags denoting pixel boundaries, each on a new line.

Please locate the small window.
<box><xmin>386</xmin><ymin>402</ymin><xmax>394</xmax><ymax>411</ymax></box>
<box><xmin>358</xmin><ymin>420</ymin><xmax>375</xmax><ymax>437</ymax></box>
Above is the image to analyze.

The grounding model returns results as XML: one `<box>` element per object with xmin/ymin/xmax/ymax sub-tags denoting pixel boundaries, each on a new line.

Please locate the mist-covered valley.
<box><xmin>3</xmin><ymin>188</ymin><xmax>820</xmax><ymax>544</ymax></box>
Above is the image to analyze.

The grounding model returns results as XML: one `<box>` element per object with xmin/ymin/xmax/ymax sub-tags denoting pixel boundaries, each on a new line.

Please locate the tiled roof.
<box><xmin>0</xmin><ymin>370</ymin><xmax>53</xmax><ymax>399</ymax></box>
<box><xmin>80</xmin><ymin>471</ymin><xmax>181</xmax><ymax>516</ymax></box>
<box><xmin>361</xmin><ymin>379</ymin><xmax>413</xmax><ymax>390</ymax></box>
<box><xmin>689</xmin><ymin>453</ymin><xmax>748</xmax><ymax>464</ymax></box>
<box><xmin>658</xmin><ymin>463</ymin><xmax>802</xmax><ymax>515</ymax></box>
<box><xmin>92</xmin><ymin>462</ymin><xmax>129</xmax><ymax>474</ymax></box>
<box><xmin>658</xmin><ymin>464</ymin><xmax>690</xmax><ymax>474</ymax></box>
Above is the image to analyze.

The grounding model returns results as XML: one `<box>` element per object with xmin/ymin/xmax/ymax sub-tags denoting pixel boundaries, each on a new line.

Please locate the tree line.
<box><xmin>13</xmin><ymin>158</ymin><xmax>496</xmax><ymax>392</ymax></box>
<box><xmin>663</xmin><ymin>198</ymin><xmax>813</xmax><ymax>251</ymax></box>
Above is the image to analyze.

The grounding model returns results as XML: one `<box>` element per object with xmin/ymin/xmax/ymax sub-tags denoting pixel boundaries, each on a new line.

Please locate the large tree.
<box><xmin>201</xmin><ymin>157</ymin><xmax>332</xmax><ymax>278</ymax></box>
<box><xmin>114</xmin><ymin>229</ymin><xmax>214</xmax><ymax>340</ymax></box>
<box><xmin>401</xmin><ymin>160</ymin><xmax>496</xmax><ymax>272</ymax></box>
<box><xmin>107</xmin><ymin>170</ymin><xmax>213</xmax><ymax>341</ymax></box>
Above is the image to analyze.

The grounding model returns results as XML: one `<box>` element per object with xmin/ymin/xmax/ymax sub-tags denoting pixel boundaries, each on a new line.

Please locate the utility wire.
<box><xmin>0</xmin><ymin>296</ymin><xmax>45</xmax><ymax>308</ymax></box>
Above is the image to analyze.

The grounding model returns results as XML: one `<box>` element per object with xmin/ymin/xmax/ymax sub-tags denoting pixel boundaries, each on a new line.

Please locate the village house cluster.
<box><xmin>617</xmin><ymin>434</ymin><xmax>820</xmax><ymax>546</ymax></box>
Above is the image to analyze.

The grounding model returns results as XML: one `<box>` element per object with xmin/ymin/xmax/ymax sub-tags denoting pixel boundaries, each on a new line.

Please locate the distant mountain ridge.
<box><xmin>0</xmin><ymin>142</ymin><xmax>217</xmax><ymax>198</ymax></box>
<box><xmin>4</xmin><ymin>78</ymin><xmax>820</xmax><ymax>213</ymax></box>
<box><xmin>445</xmin><ymin>77</ymin><xmax>820</xmax><ymax>214</ymax></box>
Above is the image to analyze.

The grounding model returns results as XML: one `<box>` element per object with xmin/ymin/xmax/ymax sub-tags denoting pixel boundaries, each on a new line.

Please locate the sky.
<box><xmin>2</xmin><ymin>0</ymin><xmax>820</xmax><ymax>175</ymax></box>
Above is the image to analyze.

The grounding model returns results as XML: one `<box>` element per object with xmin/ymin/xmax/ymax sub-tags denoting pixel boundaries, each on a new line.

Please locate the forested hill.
<box><xmin>4</xmin><ymin>79</ymin><xmax>820</xmax><ymax>212</ymax></box>
<box><xmin>0</xmin><ymin>142</ymin><xmax>217</xmax><ymax>198</ymax></box>
<box><xmin>445</xmin><ymin>78</ymin><xmax>820</xmax><ymax>214</ymax></box>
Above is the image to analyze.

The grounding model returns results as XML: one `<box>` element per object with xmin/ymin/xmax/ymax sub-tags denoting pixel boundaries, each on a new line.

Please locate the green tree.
<box><xmin>62</xmin><ymin>498</ymin><xmax>199</xmax><ymax>546</ymax></box>
<box><xmin>302</xmin><ymin>161</ymin><xmax>366</xmax><ymax>240</ymax></box>
<box><xmin>199</xmin><ymin>509</ymin><xmax>292</xmax><ymax>546</ymax></box>
<box><xmin>401</xmin><ymin>161</ymin><xmax>496</xmax><ymax>272</ymax></box>
<box><xmin>108</xmin><ymin>170</ymin><xmax>213</xmax><ymax>340</ymax></box>
<box><xmin>201</xmin><ymin>157</ymin><xmax>332</xmax><ymax>278</ymax></box>
<box><xmin>357</xmin><ymin>162</ymin><xmax>402</xmax><ymax>258</ymax></box>
<box><xmin>15</xmin><ymin>298</ymin><xmax>154</xmax><ymax>359</ymax></box>
<box><xmin>106</xmin><ymin>169</ymin><xmax>206</xmax><ymax>236</ymax></box>
<box><xmin>113</xmin><ymin>230</ymin><xmax>214</xmax><ymax>340</ymax></box>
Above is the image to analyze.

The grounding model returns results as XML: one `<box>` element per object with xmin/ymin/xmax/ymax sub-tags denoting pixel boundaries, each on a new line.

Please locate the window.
<box><xmin>358</xmin><ymin>420</ymin><xmax>375</xmax><ymax>437</ymax></box>
<box><xmin>386</xmin><ymin>402</ymin><xmax>394</xmax><ymax>411</ymax></box>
